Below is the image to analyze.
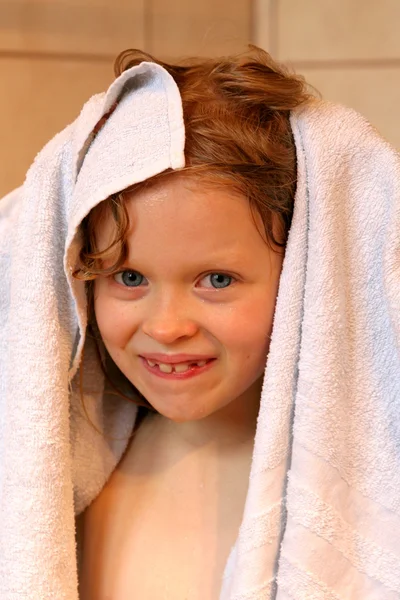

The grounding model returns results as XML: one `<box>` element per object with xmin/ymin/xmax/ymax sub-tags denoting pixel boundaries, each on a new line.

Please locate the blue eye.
<box><xmin>202</xmin><ymin>273</ymin><xmax>234</xmax><ymax>289</ymax></box>
<box><xmin>114</xmin><ymin>270</ymin><xmax>145</xmax><ymax>287</ymax></box>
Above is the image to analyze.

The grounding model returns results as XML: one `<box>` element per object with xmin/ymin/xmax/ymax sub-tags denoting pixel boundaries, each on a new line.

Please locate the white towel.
<box><xmin>223</xmin><ymin>100</ymin><xmax>400</xmax><ymax>600</ymax></box>
<box><xmin>0</xmin><ymin>61</ymin><xmax>399</xmax><ymax>599</ymax></box>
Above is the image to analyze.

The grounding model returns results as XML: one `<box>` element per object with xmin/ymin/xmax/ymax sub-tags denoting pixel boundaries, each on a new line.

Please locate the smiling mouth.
<box><xmin>143</xmin><ymin>358</ymin><xmax>214</xmax><ymax>374</ymax></box>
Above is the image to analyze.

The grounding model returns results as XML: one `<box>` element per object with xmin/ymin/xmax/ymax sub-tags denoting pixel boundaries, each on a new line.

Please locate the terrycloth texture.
<box><xmin>0</xmin><ymin>62</ymin><xmax>185</xmax><ymax>599</ymax></box>
<box><xmin>0</xmin><ymin>59</ymin><xmax>399</xmax><ymax>600</ymax></box>
<box><xmin>221</xmin><ymin>103</ymin><xmax>400</xmax><ymax>599</ymax></box>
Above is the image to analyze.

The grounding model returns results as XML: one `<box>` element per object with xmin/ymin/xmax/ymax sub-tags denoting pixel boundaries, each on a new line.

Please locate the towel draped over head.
<box><xmin>0</xmin><ymin>61</ymin><xmax>399</xmax><ymax>600</ymax></box>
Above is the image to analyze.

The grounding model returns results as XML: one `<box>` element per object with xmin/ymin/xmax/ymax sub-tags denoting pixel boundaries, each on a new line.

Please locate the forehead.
<box><xmin>95</xmin><ymin>176</ymin><xmax>268</xmax><ymax>260</ymax></box>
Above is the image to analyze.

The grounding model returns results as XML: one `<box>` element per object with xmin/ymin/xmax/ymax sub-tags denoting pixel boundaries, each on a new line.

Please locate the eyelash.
<box><xmin>112</xmin><ymin>270</ymin><xmax>237</xmax><ymax>290</ymax></box>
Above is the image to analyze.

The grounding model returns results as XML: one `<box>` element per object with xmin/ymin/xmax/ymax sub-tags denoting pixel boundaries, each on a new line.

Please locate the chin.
<box><xmin>144</xmin><ymin>397</ymin><xmax>215</xmax><ymax>423</ymax></box>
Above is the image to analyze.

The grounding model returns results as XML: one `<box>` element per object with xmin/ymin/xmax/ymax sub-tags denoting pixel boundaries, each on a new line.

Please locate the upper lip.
<box><xmin>140</xmin><ymin>353</ymin><xmax>215</xmax><ymax>364</ymax></box>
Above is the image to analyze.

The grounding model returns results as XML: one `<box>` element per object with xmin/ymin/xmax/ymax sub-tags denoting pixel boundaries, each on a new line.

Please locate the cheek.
<box><xmin>213</xmin><ymin>292</ymin><xmax>277</xmax><ymax>365</ymax></box>
<box><xmin>94</xmin><ymin>292</ymin><xmax>137</xmax><ymax>350</ymax></box>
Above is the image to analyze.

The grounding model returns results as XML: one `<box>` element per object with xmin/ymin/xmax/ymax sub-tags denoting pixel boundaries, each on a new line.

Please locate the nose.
<box><xmin>141</xmin><ymin>293</ymin><xmax>199</xmax><ymax>345</ymax></box>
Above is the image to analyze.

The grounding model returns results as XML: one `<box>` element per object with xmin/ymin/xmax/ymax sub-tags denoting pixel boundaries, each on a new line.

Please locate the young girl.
<box><xmin>73</xmin><ymin>47</ymin><xmax>308</xmax><ymax>599</ymax></box>
<box><xmin>1</xmin><ymin>47</ymin><xmax>399</xmax><ymax>600</ymax></box>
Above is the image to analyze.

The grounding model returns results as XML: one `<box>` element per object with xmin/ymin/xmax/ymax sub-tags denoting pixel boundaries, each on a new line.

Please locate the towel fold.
<box><xmin>0</xmin><ymin>60</ymin><xmax>399</xmax><ymax>599</ymax></box>
<box><xmin>224</xmin><ymin>100</ymin><xmax>400</xmax><ymax>600</ymax></box>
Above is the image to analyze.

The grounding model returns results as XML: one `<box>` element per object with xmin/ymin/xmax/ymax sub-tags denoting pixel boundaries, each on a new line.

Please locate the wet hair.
<box><xmin>73</xmin><ymin>45</ymin><xmax>312</xmax><ymax>415</ymax></box>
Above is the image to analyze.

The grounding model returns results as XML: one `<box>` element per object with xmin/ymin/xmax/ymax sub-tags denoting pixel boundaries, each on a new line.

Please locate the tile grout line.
<box><xmin>143</xmin><ymin>0</ymin><xmax>153</xmax><ymax>54</ymax></box>
<box><xmin>0</xmin><ymin>50</ymin><xmax>400</xmax><ymax>70</ymax></box>
<box><xmin>249</xmin><ymin>0</ymin><xmax>256</xmax><ymax>47</ymax></box>
<box><xmin>0</xmin><ymin>49</ymin><xmax>115</xmax><ymax>64</ymax></box>
<box><xmin>268</xmin><ymin>0</ymin><xmax>279</xmax><ymax>57</ymax></box>
<box><xmin>286</xmin><ymin>58</ymin><xmax>400</xmax><ymax>70</ymax></box>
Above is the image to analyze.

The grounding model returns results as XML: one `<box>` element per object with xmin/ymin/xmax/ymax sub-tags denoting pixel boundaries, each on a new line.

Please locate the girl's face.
<box><xmin>94</xmin><ymin>177</ymin><xmax>284</xmax><ymax>423</ymax></box>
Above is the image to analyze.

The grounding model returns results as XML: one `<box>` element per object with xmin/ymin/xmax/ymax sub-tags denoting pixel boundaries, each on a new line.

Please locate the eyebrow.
<box><xmin>122</xmin><ymin>251</ymin><xmax>249</xmax><ymax>269</ymax></box>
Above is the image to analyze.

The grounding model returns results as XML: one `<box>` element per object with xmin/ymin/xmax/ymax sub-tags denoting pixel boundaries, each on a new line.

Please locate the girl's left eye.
<box><xmin>113</xmin><ymin>270</ymin><xmax>147</xmax><ymax>287</ymax></box>
<box><xmin>199</xmin><ymin>273</ymin><xmax>235</xmax><ymax>289</ymax></box>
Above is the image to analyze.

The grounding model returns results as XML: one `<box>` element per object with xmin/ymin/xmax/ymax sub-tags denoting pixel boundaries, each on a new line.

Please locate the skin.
<box><xmin>93</xmin><ymin>176</ymin><xmax>284</xmax><ymax>449</ymax></box>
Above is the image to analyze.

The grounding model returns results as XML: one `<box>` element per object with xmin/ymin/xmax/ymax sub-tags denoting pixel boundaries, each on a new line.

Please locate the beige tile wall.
<box><xmin>0</xmin><ymin>0</ymin><xmax>146</xmax><ymax>55</ymax></box>
<box><xmin>151</xmin><ymin>0</ymin><xmax>250</xmax><ymax>58</ymax></box>
<box><xmin>0</xmin><ymin>57</ymin><xmax>113</xmax><ymax>195</ymax></box>
<box><xmin>6</xmin><ymin>0</ymin><xmax>397</xmax><ymax>199</ymax></box>
<box><xmin>277</xmin><ymin>0</ymin><xmax>400</xmax><ymax>62</ymax></box>
<box><xmin>255</xmin><ymin>0</ymin><xmax>400</xmax><ymax>149</ymax></box>
<box><xmin>0</xmin><ymin>0</ymin><xmax>251</xmax><ymax>197</ymax></box>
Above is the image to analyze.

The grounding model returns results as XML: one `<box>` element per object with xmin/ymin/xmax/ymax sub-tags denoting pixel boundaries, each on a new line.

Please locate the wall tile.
<box><xmin>0</xmin><ymin>0</ymin><xmax>145</xmax><ymax>56</ymax></box>
<box><xmin>299</xmin><ymin>67</ymin><xmax>400</xmax><ymax>149</ymax></box>
<box><xmin>0</xmin><ymin>57</ymin><xmax>113</xmax><ymax>197</ymax></box>
<box><xmin>150</xmin><ymin>0</ymin><xmax>251</xmax><ymax>57</ymax></box>
<box><xmin>277</xmin><ymin>0</ymin><xmax>400</xmax><ymax>61</ymax></box>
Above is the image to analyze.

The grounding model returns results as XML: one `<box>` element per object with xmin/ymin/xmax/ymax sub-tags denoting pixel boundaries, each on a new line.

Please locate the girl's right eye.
<box><xmin>113</xmin><ymin>270</ymin><xmax>147</xmax><ymax>287</ymax></box>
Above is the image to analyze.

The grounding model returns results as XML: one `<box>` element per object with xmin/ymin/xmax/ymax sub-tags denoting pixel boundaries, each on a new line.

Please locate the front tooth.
<box><xmin>158</xmin><ymin>363</ymin><xmax>173</xmax><ymax>374</ymax></box>
<box><xmin>174</xmin><ymin>362</ymin><xmax>191</xmax><ymax>373</ymax></box>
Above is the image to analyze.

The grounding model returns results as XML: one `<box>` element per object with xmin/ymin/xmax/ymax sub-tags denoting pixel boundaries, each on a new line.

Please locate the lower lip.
<box><xmin>139</xmin><ymin>357</ymin><xmax>216</xmax><ymax>380</ymax></box>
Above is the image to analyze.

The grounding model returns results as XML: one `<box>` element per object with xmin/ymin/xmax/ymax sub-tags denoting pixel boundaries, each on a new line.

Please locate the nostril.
<box><xmin>142</xmin><ymin>318</ymin><xmax>198</xmax><ymax>342</ymax></box>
